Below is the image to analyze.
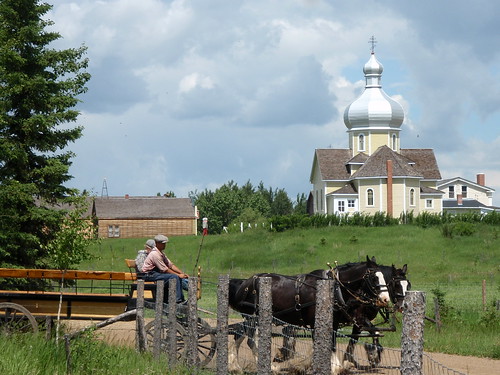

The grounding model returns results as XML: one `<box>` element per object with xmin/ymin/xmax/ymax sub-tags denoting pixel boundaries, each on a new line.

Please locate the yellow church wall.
<box><xmin>310</xmin><ymin>162</ymin><xmax>324</xmax><ymax>213</ymax></box>
<box><xmin>391</xmin><ymin>179</ymin><xmax>407</xmax><ymax>217</ymax></box>
<box><xmin>369</xmin><ymin>133</ymin><xmax>390</xmax><ymax>155</ymax></box>
<box><xmin>357</xmin><ymin>179</ymin><xmax>384</xmax><ymax>214</ymax></box>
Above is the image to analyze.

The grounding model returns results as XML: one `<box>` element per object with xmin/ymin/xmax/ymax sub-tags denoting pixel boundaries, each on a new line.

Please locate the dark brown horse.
<box><xmin>228</xmin><ymin>257</ymin><xmax>390</xmax><ymax>364</ymax></box>
<box><xmin>343</xmin><ymin>263</ymin><xmax>410</xmax><ymax>368</ymax></box>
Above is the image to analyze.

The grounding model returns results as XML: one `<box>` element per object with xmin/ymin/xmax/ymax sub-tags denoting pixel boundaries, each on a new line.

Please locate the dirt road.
<box><xmin>66</xmin><ymin>320</ymin><xmax>499</xmax><ymax>375</ymax></box>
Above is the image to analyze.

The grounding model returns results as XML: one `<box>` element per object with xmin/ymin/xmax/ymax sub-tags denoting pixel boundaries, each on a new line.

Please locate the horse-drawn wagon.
<box><xmin>0</xmin><ymin>266</ymin><xmax>217</xmax><ymax>366</ymax></box>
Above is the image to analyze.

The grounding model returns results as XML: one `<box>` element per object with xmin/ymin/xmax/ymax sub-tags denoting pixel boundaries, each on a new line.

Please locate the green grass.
<box><xmin>80</xmin><ymin>224</ymin><xmax>499</xmax><ymax>359</ymax></box>
<box><xmin>0</xmin><ymin>331</ymin><xmax>211</xmax><ymax>375</ymax></box>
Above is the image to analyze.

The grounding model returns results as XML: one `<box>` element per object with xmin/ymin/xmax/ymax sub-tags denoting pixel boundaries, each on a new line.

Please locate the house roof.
<box><xmin>437</xmin><ymin>177</ymin><xmax>495</xmax><ymax>192</ymax></box>
<box><xmin>92</xmin><ymin>196</ymin><xmax>196</xmax><ymax>219</ymax></box>
<box><xmin>443</xmin><ymin>199</ymin><xmax>491</xmax><ymax>209</ymax></box>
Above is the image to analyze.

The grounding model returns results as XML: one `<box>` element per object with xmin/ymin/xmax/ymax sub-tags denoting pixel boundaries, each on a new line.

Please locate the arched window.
<box><xmin>359</xmin><ymin>134</ymin><xmax>365</xmax><ymax>151</ymax></box>
<box><xmin>367</xmin><ymin>188</ymin><xmax>374</xmax><ymax>206</ymax></box>
<box><xmin>392</xmin><ymin>134</ymin><xmax>397</xmax><ymax>150</ymax></box>
<box><xmin>409</xmin><ymin>188</ymin><xmax>415</xmax><ymax>206</ymax></box>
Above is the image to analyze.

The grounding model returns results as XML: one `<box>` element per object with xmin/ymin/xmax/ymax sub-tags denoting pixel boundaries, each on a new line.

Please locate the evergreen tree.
<box><xmin>0</xmin><ymin>0</ymin><xmax>90</xmax><ymax>268</ymax></box>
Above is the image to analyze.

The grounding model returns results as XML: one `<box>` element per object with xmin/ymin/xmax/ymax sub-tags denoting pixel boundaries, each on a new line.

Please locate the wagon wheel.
<box><xmin>0</xmin><ymin>302</ymin><xmax>38</xmax><ymax>334</ymax></box>
<box><xmin>188</xmin><ymin>317</ymin><xmax>216</xmax><ymax>366</ymax></box>
<box><xmin>145</xmin><ymin>320</ymin><xmax>186</xmax><ymax>362</ymax></box>
<box><xmin>145</xmin><ymin>318</ymin><xmax>216</xmax><ymax>367</ymax></box>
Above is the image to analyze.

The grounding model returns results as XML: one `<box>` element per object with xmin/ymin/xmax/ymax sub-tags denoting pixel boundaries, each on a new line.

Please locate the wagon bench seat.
<box><xmin>0</xmin><ymin>268</ymin><xmax>135</xmax><ymax>281</ymax></box>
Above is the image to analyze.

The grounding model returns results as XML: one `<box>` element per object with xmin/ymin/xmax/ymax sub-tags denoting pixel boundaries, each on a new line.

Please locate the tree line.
<box><xmin>190</xmin><ymin>180</ymin><xmax>307</xmax><ymax>234</ymax></box>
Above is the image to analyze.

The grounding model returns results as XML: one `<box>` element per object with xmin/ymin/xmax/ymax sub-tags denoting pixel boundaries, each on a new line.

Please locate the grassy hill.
<box><xmin>82</xmin><ymin>223</ymin><xmax>500</xmax><ymax>358</ymax></box>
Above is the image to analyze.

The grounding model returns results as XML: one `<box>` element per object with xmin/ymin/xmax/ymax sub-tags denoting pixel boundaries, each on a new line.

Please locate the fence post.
<box><xmin>136</xmin><ymin>280</ymin><xmax>146</xmax><ymax>352</ymax></box>
<box><xmin>185</xmin><ymin>277</ymin><xmax>199</xmax><ymax>367</ymax></box>
<box><xmin>482</xmin><ymin>279</ymin><xmax>486</xmax><ymax>311</ymax></box>
<box><xmin>216</xmin><ymin>275</ymin><xmax>229</xmax><ymax>375</ymax></box>
<box><xmin>433</xmin><ymin>297</ymin><xmax>441</xmax><ymax>333</ymax></box>
<box><xmin>167</xmin><ymin>279</ymin><xmax>178</xmax><ymax>365</ymax></box>
<box><xmin>257</xmin><ymin>276</ymin><xmax>272</xmax><ymax>375</ymax></box>
<box><xmin>312</xmin><ymin>279</ymin><xmax>334</xmax><ymax>375</ymax></box>
<box><xmin>401</xmin><ymin>291</ymin><xmax>426</xmax><ymax>375</ymax></box>
<box><xmin>153</xmin><ymin>280</ymin><xmax>164</xmax><ymax>358</ymax></box>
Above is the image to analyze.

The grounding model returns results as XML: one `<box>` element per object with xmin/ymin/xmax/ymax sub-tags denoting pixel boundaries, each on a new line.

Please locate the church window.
<box><xmin>409</xmin><ymin>188</ymin><xmax>415</xmax><ymax>206</ymax></box>
<box><xmin>359</xmin><ymin>134</ymin><xmax>365</xmax><ymax>151</ymax></box>
<box><xmin>392</xmin><ymin>134</ymin><xmax>397</xmax><ymax>150</ymax></box>
<box><xmin>461</xmin><ymin>185</ymin><xmax>467</xmax><ymax>198</ymax></box>
<box><xmin>367</xmin><ymin>189</ymin><xmax>374</xmax><ymax>206</ymax></box>
<box><xmin>338</xmin><ymin>201</ymin><xmax>345</xmax><ymax>212</ymax></box>
<box><xmin>448</xmin><ymin>186</ymin><xmax>454</xmax><ymax>199</ymax></box>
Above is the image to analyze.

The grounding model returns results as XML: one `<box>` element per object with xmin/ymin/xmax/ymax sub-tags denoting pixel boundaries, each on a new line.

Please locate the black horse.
<box><xmin>343</xmin><ymin>263</ymin><xmax>410</xmax><ymax>368</ymax></box>
<box><xmin>228</xmin><ymin>256</ymin><xmax>390</xmax><ymax>365</ymax></box>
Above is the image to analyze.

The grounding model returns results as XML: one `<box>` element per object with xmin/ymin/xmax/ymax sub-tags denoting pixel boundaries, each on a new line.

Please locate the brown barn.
<box><xmin>91</xmin><ymin>196</ymin><xmax>198</xmax><ymax>239</ymax></box>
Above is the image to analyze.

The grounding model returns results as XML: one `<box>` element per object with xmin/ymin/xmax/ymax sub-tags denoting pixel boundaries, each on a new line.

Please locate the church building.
<box><xmin>310</xmin><ymin>51</ymin><xmax>443</xmax><ymax>217</ymax></box>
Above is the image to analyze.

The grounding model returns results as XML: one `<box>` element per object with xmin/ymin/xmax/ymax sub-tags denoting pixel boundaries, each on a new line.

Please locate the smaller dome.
<box><xmin>363</xmin><ymin>53</ymin><xmax>383</xmax><ymax>77</ymax></box>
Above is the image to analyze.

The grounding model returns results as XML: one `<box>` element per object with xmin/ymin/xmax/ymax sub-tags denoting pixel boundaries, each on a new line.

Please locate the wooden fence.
<box><xmin>131</xmin><ymin>277</ymin><xmax>428</xmax><ymax>375</ymax></box>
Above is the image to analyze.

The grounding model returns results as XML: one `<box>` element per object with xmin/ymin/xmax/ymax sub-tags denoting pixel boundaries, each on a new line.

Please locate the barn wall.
<box><xmin>98</xmin><ymin>218</ymin><xmax>197</xmax><ymax>239</ymax></box>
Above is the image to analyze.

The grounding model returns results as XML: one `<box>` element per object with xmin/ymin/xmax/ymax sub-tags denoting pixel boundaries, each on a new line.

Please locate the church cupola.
<box><xmin>344</xmin><ymin>39</ymin><xmax>404</xmax><ymax>156</ymax></box>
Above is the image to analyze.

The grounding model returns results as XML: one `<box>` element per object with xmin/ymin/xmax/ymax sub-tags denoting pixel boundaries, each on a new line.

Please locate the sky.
<box><xmin>47</xmin><ymin>0</ymin><xmax>500</xmax><ymax>206</ymax></box>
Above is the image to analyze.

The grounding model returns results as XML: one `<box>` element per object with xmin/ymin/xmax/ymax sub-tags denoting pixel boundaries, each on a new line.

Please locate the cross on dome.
<box><xmin>369</xmin><ymin>35</ymin><xmax>377</xmax><ymax>54</ymax></box>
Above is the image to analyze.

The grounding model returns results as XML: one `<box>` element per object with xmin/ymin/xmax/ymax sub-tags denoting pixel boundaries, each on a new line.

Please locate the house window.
<box><xmin>359</xmin><ymin>134</ymin><xmax>365</xmax><ymax>151</ymax></box>
<box><xmin>426</xmin><ymin>199</ymin><xmax>433</xmax><ymax>209</ymax></box>
<box><xmin>461</xmin><ymin>185</ymin><xmax>467</xmax><ymax>198</ymax></box>
<box><xmin>409</xmin><ymin>188</ymin><xmax>415</xmax><ymax>206</ymax></box>
<box><xmin>338</xmin><ymin>201</ymin><xmax>345</xmax><ymax>212</ymax></box>
<box><xmin>367</xmin><ymin>189</ymin><xmax>374</xmax><ymax>206</ymax></box>
<box><xmin>391</xmin><ymin>134</ymin><xmax>397</xmax><ymax>150</ymax></box>
<box><xmin>348</xmin><ymin>199</ymin><xmax>355</xmax><ymax>208</ymax></box>
<box><xmin>448</xmin><ymin>186</ymin><xmax>454</xmax><ymax>199</ymax></box>
<box><xmin>108</xmin><ymin>225</ymin><xmax>120</xmax><ymax>238</ymax></box>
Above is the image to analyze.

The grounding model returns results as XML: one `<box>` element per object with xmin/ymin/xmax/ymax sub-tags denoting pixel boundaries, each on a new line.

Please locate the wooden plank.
<box><xmin>0</xmin><ymin>268</ymin><xmax>135</xmax><ymax>281</ymax></box>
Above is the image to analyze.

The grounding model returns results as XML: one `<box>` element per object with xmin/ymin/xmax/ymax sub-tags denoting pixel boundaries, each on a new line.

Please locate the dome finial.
<box><xmin>368</xmin><ymin>35</ymin><xmax>377</xmax><ymax>54</ymax></box>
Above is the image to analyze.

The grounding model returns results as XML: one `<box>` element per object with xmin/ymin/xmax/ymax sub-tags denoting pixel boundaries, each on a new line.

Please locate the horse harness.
<box><xmin>237</xmin><ymin>267</ymin><xmax>386</xmax><ymax>328</ymax></box>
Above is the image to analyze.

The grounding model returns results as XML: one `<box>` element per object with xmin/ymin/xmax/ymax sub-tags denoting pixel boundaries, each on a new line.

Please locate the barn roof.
<box><xmin>92</xmin><ymin>196</ymin><xmax>196</xmax><ymax>219</ymax></box>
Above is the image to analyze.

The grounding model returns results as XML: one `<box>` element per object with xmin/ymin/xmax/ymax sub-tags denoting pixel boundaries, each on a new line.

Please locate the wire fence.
<box><xmin>227</xmin><ymin>314</ymin><xmax>469</xmax><ymax>375</ymax></box>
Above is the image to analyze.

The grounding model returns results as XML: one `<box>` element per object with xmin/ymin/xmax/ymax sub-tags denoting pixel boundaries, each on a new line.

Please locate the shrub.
<box><xmin>453</xmin><ymin>222</ymin><xmax>475</xmax><ymax>236</ymax></box>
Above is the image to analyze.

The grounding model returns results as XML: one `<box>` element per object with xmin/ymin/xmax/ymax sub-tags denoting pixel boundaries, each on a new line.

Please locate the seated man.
<box><xmin>142</xmin><ymin>234</ymin><xmax>189</xmax><ymax>304</ymax></box>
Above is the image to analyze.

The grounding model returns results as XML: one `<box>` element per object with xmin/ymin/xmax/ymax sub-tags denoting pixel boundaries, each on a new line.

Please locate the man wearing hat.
<box><xmin>142</xmin><ymin>234</ymin><xmax>189</xmax><ymax>304</ymax></box>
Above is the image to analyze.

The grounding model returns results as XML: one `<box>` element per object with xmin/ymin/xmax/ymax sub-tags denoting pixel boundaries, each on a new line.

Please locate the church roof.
<box><xmin>328</xmin><ymin>182</ymin><xmax>358</xmax><ymax>195</ymax></box>
<box><xmin>313</xmin><ymin>149</ymin><xmax>352</xmax><ymax>180</ymax></box>
<box><xmin>352</xmin><ymin>145</ymin><xmax>421</xmax><ymax>178</ymax></box>
<box><xmin>347</xmin><ymin>152</ymin><xmax>369</xmax><ymax>164</ymax></box>
<box><xmin>420</xmin><ymin>186</ymin><xmax>444</xmax><ymax>195</ymax></box>
<box><xmin>400</xmin><ymin>149</ymin><xmax>442</xmax><ymax>179</ymax></box>
<box><xmin>313</xmin><ymin>146</ymin><xmax>441</xmax><ymax>182</ymax></box>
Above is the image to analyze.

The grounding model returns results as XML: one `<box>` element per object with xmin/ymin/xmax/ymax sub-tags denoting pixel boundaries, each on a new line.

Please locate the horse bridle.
<box><xmin>333</xmin><ymin>267</ymin><xmax>388</xmax><ymax>306</ymax></box>
<box><xmin>387</xmin><ymin>275</ymin><xmax>411</xmax><ymax>304</ymax></box>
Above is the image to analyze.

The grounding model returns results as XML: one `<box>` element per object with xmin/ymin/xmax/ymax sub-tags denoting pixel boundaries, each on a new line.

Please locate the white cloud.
<box><xmin>41</xmin><ymin>0</ymin><xmax>500</xmax><ymax>207</ymax></box>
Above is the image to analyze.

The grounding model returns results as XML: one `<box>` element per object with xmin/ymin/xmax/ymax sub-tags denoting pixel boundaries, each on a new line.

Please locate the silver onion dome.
<box><xmin>344</xmin><ymin>53</ymin><xmax>404</xmax><ymax>130</ymax></box>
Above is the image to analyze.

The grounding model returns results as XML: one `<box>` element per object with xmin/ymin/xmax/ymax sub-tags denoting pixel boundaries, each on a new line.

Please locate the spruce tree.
<box><xmin>0</xmin><ymin>0</ymin><xmax>90</xmax><ymax>268</ymax></box>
